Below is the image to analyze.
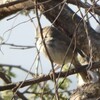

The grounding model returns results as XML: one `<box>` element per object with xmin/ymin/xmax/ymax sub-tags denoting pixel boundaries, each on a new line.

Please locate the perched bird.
<box><xmin>36</xmin><ymin>26</ymin><xmax>87</xmax><ymax>82</ymax></box>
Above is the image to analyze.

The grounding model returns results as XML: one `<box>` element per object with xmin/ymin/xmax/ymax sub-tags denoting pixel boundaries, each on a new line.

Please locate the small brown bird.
<box><xmin>36</xmin><ymin>26</ymin><xmax>87</xmax><ymax>82</ymax></box>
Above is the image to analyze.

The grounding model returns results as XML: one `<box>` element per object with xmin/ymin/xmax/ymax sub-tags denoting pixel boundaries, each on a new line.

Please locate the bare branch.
<box><xmin>1</xmin><ymin>43</ymin><xmax>35</xmax><ymax>49</ymax></box>
<box><xmin>0</xmin><ymin>72</ymin><xmax>27</xmax><ymax>100</ymax></box>
<box><xmin>0</xmin><ymin>64</ymin><xmax>34</xmax><ymax>75</ymax></box>
<box><xmin>0</xmin><ymin>0</ymin><xmax>34</xmax><ymax>20</ymax></box>
<box><xmin>0</xmin><ymin>0</ymin><xmax>100</xmax><ymax>20</ymax></box>
<box><xmin>0</xmin><ymin>62</ymin><xmax>100</xmax><ymax>91</ymax></box>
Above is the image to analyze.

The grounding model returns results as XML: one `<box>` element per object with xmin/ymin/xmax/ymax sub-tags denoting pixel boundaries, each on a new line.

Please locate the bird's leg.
<box><xmin>49</xmin><ymin>64</ymin><xmax>61</xmax><ymax>80</ymax></box>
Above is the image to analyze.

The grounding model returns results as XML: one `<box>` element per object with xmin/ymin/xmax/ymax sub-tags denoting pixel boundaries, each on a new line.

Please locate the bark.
<box><xmin>0</xmin><ymin>0</ymin><xmax>34</xmax><ymax>20</ymax></box>
<box><xmin>0</xmin><ymin>62</ymin><xmax>100</xmax><ymax>91</ymax></box>
<box><xmin>0</xmin><ymin>0</ymin><xmax>100</xmax><ymax>99</ymax></box>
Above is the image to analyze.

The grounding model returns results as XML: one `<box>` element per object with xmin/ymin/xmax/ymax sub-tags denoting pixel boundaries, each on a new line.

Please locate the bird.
<box><xmin>36</xmin><ymin>26</ymin><xmax>88</xmax><ymax>82</ymax></box>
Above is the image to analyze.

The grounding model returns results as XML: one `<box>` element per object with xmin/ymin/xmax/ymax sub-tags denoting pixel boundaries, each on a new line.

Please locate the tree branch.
<box><xmin>0</xmin><ymin>0</ymin><xmax>100</xmax><ymax>20</ymax></box>
<box><xmin>0</xmin><ymin>72</ymin><xmax>27</xmax><ymax>100</ymax></box>
<box><xmin>1</xmin><ymin>43</ymin><xmax>35</xmax><ymax>49</ymax></box>
<box><xmin>0</xmin><ymin>62</ymin><xmax>100</xmax><ymax>91</ymax></box>
<box><xmin>0</xmin><ymin>63</ymin><xmax>34</xmax><ymax>75</ymax></box>
<box><xmin>0</xmin><ymin>0</ymin><xmax>34</xmax><ymax>20</ymax></box>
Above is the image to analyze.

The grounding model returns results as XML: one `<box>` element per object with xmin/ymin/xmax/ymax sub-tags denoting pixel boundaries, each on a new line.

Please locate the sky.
<box><xmin>0</xmin><ymin>1</ymin><xmax>100</xmax><ymax>90</ymax></box>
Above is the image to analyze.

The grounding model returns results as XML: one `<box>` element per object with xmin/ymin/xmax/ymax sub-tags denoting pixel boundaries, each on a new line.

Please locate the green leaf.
<box><xmin>58</xmin><ymin>78</ymin><xmax>71</xmax><ymax>89</ymax></box>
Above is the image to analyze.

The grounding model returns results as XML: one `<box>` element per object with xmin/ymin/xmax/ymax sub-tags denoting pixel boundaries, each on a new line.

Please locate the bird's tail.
<box><xmin>72</xmin><ymin>56</ymin><xmax>88</xmax><ymax>82</ymax></box>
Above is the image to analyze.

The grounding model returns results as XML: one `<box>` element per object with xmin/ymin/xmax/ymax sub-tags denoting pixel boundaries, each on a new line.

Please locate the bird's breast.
<box><xmin>37</xmin><ymin>38</ymin><xmax>72</xmax><ymax>65</ymax></box>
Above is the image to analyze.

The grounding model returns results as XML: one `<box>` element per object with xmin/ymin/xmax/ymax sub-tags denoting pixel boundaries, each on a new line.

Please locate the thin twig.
<box><xmin>35</xmin><ymin>0</ymin><xmax>60</xmax><ymax>99</ymax></box>
<box><xmin>0</xmin><ymin>63</ymin><xmax>34</xmax><ymax>76</ymax></box>
<box><xmin>1</xmin><ymin>43</ymin><xmax>35</xmax><ymax>49</ymax></box>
